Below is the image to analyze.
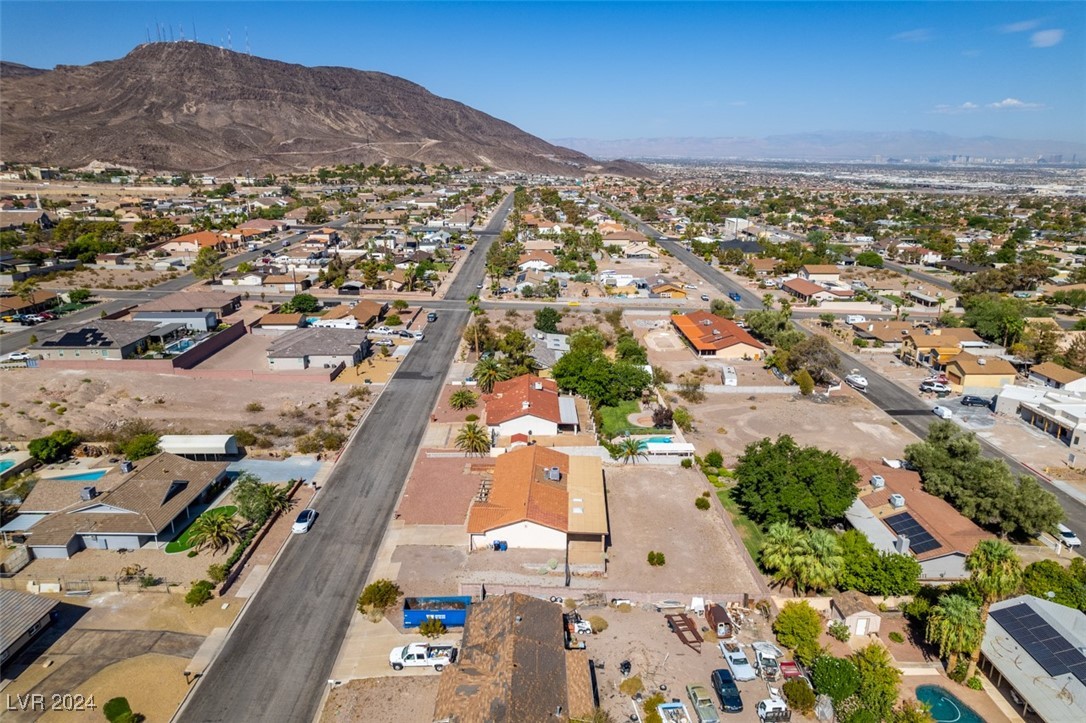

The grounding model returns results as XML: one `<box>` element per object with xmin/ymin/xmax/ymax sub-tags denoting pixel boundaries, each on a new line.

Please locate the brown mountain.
<box><xmin>1</xmin><ymin>42</ymin><xmax>645</xmax><ymax>176</ymax></box>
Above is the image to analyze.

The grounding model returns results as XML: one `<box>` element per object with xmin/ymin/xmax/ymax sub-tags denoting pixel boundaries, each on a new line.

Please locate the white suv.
<box><xmin>1058</xmin><ymin>523</ymin><xmax>1081</xmax><ymax>548</ymax></box>
<box><xmin>372</xmin><ymin>326</ymin><xmax>394</xmax><ymax>335</ymax></box>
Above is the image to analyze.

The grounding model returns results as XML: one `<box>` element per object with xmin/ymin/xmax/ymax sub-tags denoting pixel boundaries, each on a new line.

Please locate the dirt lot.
<box><xmin>605</xmin><ymin>466</ymin><xmax>759</xmax><ymax>594</ymax></box>
<box><xmin>396</xmin><ymin>451</ymin><xmax>491</xmax><ymax>525</ymax></box>
<box><xmin>42</xmin><ymin>265</ymin><xmax>178</xmax><ymax>291</ymax></box>
<box><xmin>320</xmin><ymin>676</ymin><xmax>439</xmax><ymax>723</ymax></box>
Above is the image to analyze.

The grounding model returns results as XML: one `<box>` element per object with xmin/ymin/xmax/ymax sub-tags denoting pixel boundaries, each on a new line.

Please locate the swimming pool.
<box><xmin>50</xmin><ymin>469</ymin><xmax>109</xmax><ymax>482</ymax></box>
<box><xmin>165</xmin><ymin>338</ymin><xmax>196</xmax><ymax>354</ymax></box>
<box><xmin>643</xmin><ymin>436</ymin><xmax>674</xmax><ymax>444</ymax></box>
<box><xmin>915</xmin><ymin>685</ymin><xmax>985</xmax><ymax>723</ymax></box>
<box><xmin>0</xmin><ymin>459</ymin><xmax>14</xmax><ymax>473</ymax></box>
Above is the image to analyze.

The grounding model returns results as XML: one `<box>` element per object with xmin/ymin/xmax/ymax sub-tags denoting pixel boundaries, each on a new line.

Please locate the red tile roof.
<box><xmin>485</xmin><ymin>375</ymin><xmax>562</xmax><ymax>425</ymax></box>
<box><xmin>466</xmin><ymin>446</ymin><xmax>570</xmax><ymax>534</ymax></box>
<box><xmin>670</xmin><ymin>311</ymin><xmax>765</xmax><ymax>353</ymax></box>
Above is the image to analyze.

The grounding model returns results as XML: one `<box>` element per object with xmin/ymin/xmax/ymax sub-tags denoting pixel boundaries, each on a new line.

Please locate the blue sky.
<box><xmin>1</xmin><ymin>1</ymin><xmax>1083</xmax><ymax>142</ymax></box>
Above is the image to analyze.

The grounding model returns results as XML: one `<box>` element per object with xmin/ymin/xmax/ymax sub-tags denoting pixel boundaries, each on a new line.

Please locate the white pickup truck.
<box><xmin>388</xmin><ymin>642</ymin><xmax>457</xmax><ymax>671</ymax></box>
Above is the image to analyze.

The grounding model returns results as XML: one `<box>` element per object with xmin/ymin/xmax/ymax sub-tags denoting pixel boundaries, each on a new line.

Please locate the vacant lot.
<box><xmin>320</xmin><ymin>676</ymin><xmax>439</xmax><ymax>723</ymax></box>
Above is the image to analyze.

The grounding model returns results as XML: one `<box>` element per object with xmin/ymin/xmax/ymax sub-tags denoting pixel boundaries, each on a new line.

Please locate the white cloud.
<box><xmin>1000</xmin><ymin>19</ymin><xmax>1042</xmax><ymax>33</ymax></box>
<box><xmin>891</xmin><ymin>28</ymin><xmax>932</xmax><ymax>43</ymax></box>
<box><xmin>987</xmin><ymin>98</ymin><xmax>1045</xmax><ymax>110</ymax></box>
<box><xmin>1031</xmin><ymin>29</ymin><xmax>1064</xmax><ymax>47</ymax></box>
<box><xmin>931</xmin><ymin>102</ymin><xmax>980</xmax><ymax>115</ymax></box>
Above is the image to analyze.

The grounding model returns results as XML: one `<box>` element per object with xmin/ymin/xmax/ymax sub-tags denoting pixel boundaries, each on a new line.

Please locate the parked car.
<box><xmin>687</xmin><ymin>684</ymin><xmax>721</xmax><ymax>723</ymax></box>
<box><xmin>845</xmin><ymin>374</ymin><xmax>868</xmax><ymax>392</ymax></box>
<box><xmin>398</xmin><ymin>330</ymin><xmax>414</xmax><ymax>338</ymax></box>
<box><xmin>755</xmin><ymin>695</ymin><xmax>791</xmax><ymax>722</ymax></box>
<box><xmin>1058</xmin><ymin>523</ymin><xmax>1082</xmax><ymax>548</ymax></box>
<box><xmin>728</xmin><ymin>292</ymin><xmax>742</xmax><ymax>302</ymax></box>
<box><xmin>719</xmin><ymin>642</ymin><xmax>757</xmax><ymax>681</ymax></box>
<box><xmin>920</xmin><ymin>381</ymin><xmax>951</xmax><ymax>393</ymax></box>
<box><xmin>413</xmin><ymin>331</ymin><xmax>424</xmax><ymax>340</ymax></box>
<box><xmin>960</xmin><ymin>395</ymin><xmax>991</xmax><ymax>407</ymax></box>
<box><xmin>372</xmin><ymin>326</ymin><xmax>394</xmax><ymax>335</ymax></box>
<box><xmin>426</xmin><ymin>312</ymin><xmax>438</xmax><ymax>322</ymax></box>
<box><xmin>5</xmin><ymin>352</ymin><xmax>30</xmax><ymax>361</ymax></box>
<box><xmin>701</xmin><ymin>294</ymin><xmax>710</xmax><ymax>302</ymax></box>
<box><xmin>38</xmin><ymin>312</ymin><xmax>57</xmax><ymax>320</ymax></box>
<box><xmin>710</xmin><ymin>669</ymin><xmax>744</xmax><ymax>713</ymax></box>
<box><xmin>372</xmin><ymin>338</ymin><xmax>395</xmax><ymax>347</ymax></box>
<box><xmin>388</xmin><ymin>642</ymin><xmax>457</xmax><ymax>671</ymax></box>
<box><xmin>932</xmin><ymin>405</ymin><xmax>953</xmax><ymax>419</ymax></box>
<box><xmin>291</xmin><ymin>508</ymin><xmax>316</xmax><ymax>534</ymax></box>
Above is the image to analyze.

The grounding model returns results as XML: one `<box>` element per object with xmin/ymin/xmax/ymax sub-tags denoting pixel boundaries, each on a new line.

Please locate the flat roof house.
<box><xmin>26</xmin><ymin>453</ymin><xmax>228</xmax><ymax>559</ymax></box>
<box><xmin>266</xmin><ymin>328</ymin><xmax>370</xmax><ymax>371</ymax></box>
<box><xmin>484</xmin><ymin>375</ymin><xmax>578</xmax><ymax>438</ymax></box>
<box><xmin>845</xmin><ymin>459</ymin><xmax>991</xmax><ymax>581</ymax></box>
<box><xmin>433</xmin><ymin>593</ymin><xmax>595</xmax><ymax>722</ymax></box>
<box><xmin>980</xmin><ymin>595</ymin><xmax>1086</xmax><ymax>722</ymax></box>
<box><xmin>466</xmin><ymin>447</ymin><xmax>607</xmax><ymax>558</ymax></box>
<box><xmin>671</xmin><ymin>311</ymin><xmax>765</xmax><ymax>360</ymax></box>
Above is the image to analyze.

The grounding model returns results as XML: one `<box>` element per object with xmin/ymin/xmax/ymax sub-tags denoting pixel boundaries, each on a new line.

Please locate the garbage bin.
<box><xmin>498</xmin><ymin>541</ymin><xmax>508</xmax><ymax>552</ymax></box>
<box><xmin>492</xmin><ymin>540</ymin><xmax>501</xmax><ymax>552</ymax></box>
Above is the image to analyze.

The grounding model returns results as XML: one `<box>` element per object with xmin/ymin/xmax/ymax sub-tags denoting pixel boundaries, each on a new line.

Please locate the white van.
<box><xmin>846</xmin><ymin>315</ymin><xmax>867</xmax><ymax>325</ymax></box>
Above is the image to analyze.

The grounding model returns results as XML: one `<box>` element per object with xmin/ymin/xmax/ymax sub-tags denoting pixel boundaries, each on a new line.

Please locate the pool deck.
<box><xmin>0</xmin><ymin>451</ymin><xmax>34</xmax><ymax>479</ymax></box>
<box><xmin>904</xmin><ymin>674</ymin><xmax>1022</xmax><ymax>723</ymax></box>
<box><xmin>37</xmin><ymin>456</ymin><xmax>113</xmax><ymax>479</ymax></box>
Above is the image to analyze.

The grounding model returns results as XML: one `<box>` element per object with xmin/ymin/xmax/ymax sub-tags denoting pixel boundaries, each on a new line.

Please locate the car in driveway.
<box><xmin>372</xmin><ymin>326</ymin><xmax>394</xmax><ymax>335</ymax></box>
<box><xmin>398</xmin><ymin>330</ymin><xmax>414</xmax><ymax>338</ymax></box>
<box><xmin>719</xmin><ymin>642</ymin><xmax>757</xmax><ymax>682</ymax></box>
<box><xmin>292</xmin><ymin>509</ymin><xmax>316</xmax><ymax>534</ymax></box>
<box><xmin>920</xmin><ymin>381</ymin><xmax>951</xmax><ymax>393</ymax></box>
<box><xmin>701</xmin><ymin>294</ymin><xmax>710</xmax><ymax>302</ymax></box>
<box><xmin>372</xmin><ymin>338</ymin><xmax>395</xmax><ymax>347</ymax></box>
<box><xmin>710</xmin><ymin>669</ymin><xmax>743</xmax><ymax>713</ymax></box>
<box><xmin>960</xmin><ymin>395</ymin><xmax>991</xmax><ymax>408</ymax></box>
<box><xmin>1058</xmin><ymin>523</ymin><xmax>1081</xmax><ymax>548</ymax></box>
<box><xmin>932</xmin><ymin>405</ymin><xmax>953</xmax><ymax>419</ymax></box>
<box><xmin>687</xmin><ymin>684</ymin><xmax>720</xmax><ymax>723</ymax></box>
<box><xmin>5</xmin><ymin>351</ymin><xmax>30</xmax><ymax>361</ymax></box>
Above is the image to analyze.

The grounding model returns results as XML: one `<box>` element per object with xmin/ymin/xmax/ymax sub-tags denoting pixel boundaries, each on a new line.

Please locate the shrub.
<box><xmin>642</xmin><ymin>693</ymin><xmax>666</xmax><ymax>723</ymax></box>
<box><xmin>680</xmin><ymin>458</ymin><xmax>693</xmax><ymax>469</ymax></box>
<box><xmin>207</xmin><ymin>563</ymin><xmax>229</xmax><ymax>584</ymax></box>
<box><xmin>888</xmin><ymin>631</ymin><xmax>905</xmax><ymax>644</ymax></box>
<box><xmin>187</xmin><ymin>550</ymin><xmax>198</xmax><ymax>558</ymax></box>
<box><xmin>185</xmin><ymin>580</ymin><xmax>215</xmax><ymax>607</ymax></box>
<box><xmin>245</xmin><ymin>401</ymin><xmax>265</xmax><ymax>413</ymax></box>
<box><xmin>828</xmin><ymin>621</ymin><xmax>851</xmax><ymax>642</ymax></box>
<box><xmin>103</xmin><ymin>697</ymin><xmax>144</xmax><ymax>723</ymax></box>
<box><xmin>231</xmin><ymin>428</ymin><xmax>258</xmax><ymax>447</ymax></box>
<box><xmin>618</xmin><ymin>675</ymin><xmax>644</xmax><ymax>696</ymax></box>
<box><xmin>122</xmin><ymin>433</ymin><xmax>160</xmax><ymax>460</ymax></box>
<box><xmin>704</xmin><ymin>449</ymin><xmax>724</xmax><ymax>468</ymax></box>
<box><xmin>948</xmin><ymin>660</ymin><xmax>969</xmax><ymax>684</ymax></box>
<box><xmin>793</xmin><ymin>369</ymin><xmax>815</xmax><ymax>395</ymax></box>
<box><xmin>673</xmin><ymin>406</ymin><xmax>693</xmax><ymax>431</ymax></box>
<box><xmin>358</xmin><ymin>579</ymin><xmax>402</xmax><ymax>612</ymax></box>
<box><xmin>773</xmin><ymin>601</ymin><xmax>824</xmax><ymax>665</ymax></box>
<box><xmin>385</xmin><ymin>314</ymin><xmax>402</xmax><ymax>326</ymax></box>
<box><xmin>853</xmin><ymin>338</ymin><xmax>869</xmax><ymax>348</ymax></box>
<box><xmin>138</xmin><ymin>574</ymin><xmax>158</xmax><ymax>588</ymax></box>
<box><xmin>418</xmin><ymin>618</ymin><xmax>447</xmax><ymax>639</ymax></box>
<box><xmin>783</xmin><ymin>678</ymin><xmax>816</xmax><ymax>714</ymax></box>
<box><xmin>587</xmin><ymin>615</ymin><xmax>609</xmax><ymax>633</ymax></box>
<box><xmin>811</xmin><ymin>655</ymin><xmax>861</xmax><ymax>703</ymax></box>
<box><xmin>647</xmin><ymin>551</ymin><xmax>666</xmax><ymax>566</ymax></box>
<box><xmin>966</xmin><ymin>676</ymin><xmax>983</xmax><ymax>691</ymax></box>
<box><xmin>695</xmin><ymin>497</ymin><xmax>711</xmax><ymax>510</ymax></box>
<box><xmin>465</xmin><ymin>413</ymin><xmax>479</xmax><ymax>422</ymax></box>
<box><xmin>27</xmin><ymin>429</ymin><xmax>80</xmax><ymax>463</ymax></box>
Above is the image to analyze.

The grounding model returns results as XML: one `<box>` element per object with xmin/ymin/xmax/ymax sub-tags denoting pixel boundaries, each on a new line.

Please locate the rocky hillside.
<box><xmin>1</xmin><ymin>43</ymin><xmax>644</xmax><ymax>176</ymax></box>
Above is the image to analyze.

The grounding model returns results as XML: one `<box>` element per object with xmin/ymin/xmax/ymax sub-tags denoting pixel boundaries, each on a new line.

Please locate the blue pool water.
<box><xmin>915</xmin><ymin>685</ymin><xmax>985</xmax><ymax>723</ymax></box>
<box><xmin>0</xmin><ymin>460</ymin><xmax>14</xmax><ymax>473</ymax></box>
<box><xmin>166</xmin><ymin>338</ymin><xmax>196</xmax><ymax>354</ymax></box>
<box><xmin>638</xmin><ymin>436</ymin><xmax>674</xmax><ymax>448</ymax></box>
<box><xmin>51</xmin><ymin>469</ymin><xmax>108</xmax><ymax>482</ymax></box>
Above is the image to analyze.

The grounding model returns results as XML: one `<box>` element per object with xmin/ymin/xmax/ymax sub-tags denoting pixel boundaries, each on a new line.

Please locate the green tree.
<box><xmin>965</xmin><ymin>540</ymin><xmax>1023</xmax><ymax>676</ymax></box>
<box><xmin>891</xmin><ymin>700</ymin><xmax>936</xmax><ymax>723</ymax></box>
<box><xmin>231</xmin><ymin>472</ymin><xmax>281</xmax><ymax>525</ymax></box>
<box><xmin>191</xmin><ymin>246</ymin><xmax>224</xmax><ymax>281</ymax></box>
<box><xmin>800</xmin><ymin>529</ymin><xmax>845</xmax><ymax>595</ymax></box>
<box><xmin>615</xmin><ymin>335</ymin><xmax>648</xmax><ymax>364</ymax></box>
<box><xmin>961</xmin><ymin>293</ymin><xmax>1025</xmax><ymax>347</ymax></box>
<box><xmin>811</xmin><ymin>655</ymin><xmax>860</xmax><ymax>703</ymax></box>
<box><xmin>448</xmin><ymin>389</ymin><xmax>479</xmax><ymax>410</ymax></box>
<box><xmin>850</xmin><ymin>643</ymin><xmax>902</xmax><ymax>721</ymax></box>
<box><xmin>68</xmin><ymin>287</ymin><xmax>92</xmax><ymax>304</ymax></box>
<box><xmin>615</xmin><ymin>437</ymin><xmax>647</xmax><ymax>465</ymax></box>
<box><xmin>358</xmin><ymin>579</ymin><xmax>402</xmax><ymax>612</ymax></box>
<box><xmin>305</xmin><ymin>206</ymin><xmax>329</xmax><ymax>224</ymax></box>
<box><xmin>121</xmin><ymin>433</ymin><xmax>160</xmax><ymax>460</ymax></box>
<box><xmin>734</xmin><ymin>435</ymin><xmax>859</xmax><ymax>527</ymax></box>
<box><xmin>926</xmin><ymin>594</ymin><xmax>984</xmax><ymax>671</ymax></box>
<box><xmin>187</xmin><ymin>513</ymin><xmax>242</xmax><ymax>554</ymax></box>
<box><xmin>534</xmin><ymin>306</ymin><xmax>561</xmax><ymax>334</ymax></box>
<box><xmin>710</xmin><ymin>299</ymin><xmax>737</xmax><ymax>318</ymax></box>
<box><xmin>473</xmin><ymin>357</ymin><xmax>510</xmax><ymax>393</ymax></box>
<box><xmin>855</xmin><ymin>251</ymin><xmax>884</xmax><ymax>268</ymax></box>
<box><xmin>760</xmin><ymin>522</ymin><xmax>807</xmax><ymax>592</ymax></box>
<box><xmin>772</xmin><ymin>601</ymin><xmax>823</xmax><ymax>665</ymax></box>
<box><xmin>286</xmin><ymin>293</ymin><xmax>320</xmax><ymax>313</ymax></box>
<box><xmin>1022</xmin><ymin>560</ymin><xmax>1086</xmax><ymax>611</ymax></box>
<box><xmin>838</xmin><ymin>530</ymin><xmax>921</xmax><ymax>596</ymax></box>
<box><xmin>785</xmin><ymin>335</ymin><xmax>843</xmax><ymax>383</ymax></box>
<box><xmin>455</xmin><ymin>422</ymin><xmax>491</xmax><ymax>456</ymax></box>
<box><xmin>27</xmin><ymin>429</ymin><xmax>81</xmax><ymax>463</ymax></box>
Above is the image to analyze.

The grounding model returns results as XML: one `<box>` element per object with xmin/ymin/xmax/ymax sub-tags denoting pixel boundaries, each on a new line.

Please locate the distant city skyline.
<box><xmin>2</xmin><ymin>1</ymin><xmax>1083</xmax><ymax>144</ymax></box>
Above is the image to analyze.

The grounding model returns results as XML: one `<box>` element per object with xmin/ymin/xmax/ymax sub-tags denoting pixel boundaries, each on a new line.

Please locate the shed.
<box><xmin>830</xmin><ymin>590</ymin><xmax>881</xmax><ymax>637</ymax></box>
<box><xmin>158</xmin><ymin>435</ymin><xmax>240</xmax><ymax>460</ymax></box>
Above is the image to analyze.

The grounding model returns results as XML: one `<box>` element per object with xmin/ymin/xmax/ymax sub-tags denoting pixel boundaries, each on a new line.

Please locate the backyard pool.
<box><xmin>915</xmin><ymin>685</ymin><xmax>985</xmax><ymax>723</ymax></box>
<box><xmin>165</xmin><ymin>338</ymin><xmax>196</xmax><ymax>354</ymax></box>
<box><xmin>50</xmin><ymin>469</ymin><xmax>109</xmax><ymax>482</ymax></box>
<box><xmin>0</xmin><ymin>459</ymin><xmax>14</xmax><ymax>473</ymax></box>
<box><xmin>642</xmin><ymin>436</ymin><xmax>674</xmax><ymax>444</ymax></box>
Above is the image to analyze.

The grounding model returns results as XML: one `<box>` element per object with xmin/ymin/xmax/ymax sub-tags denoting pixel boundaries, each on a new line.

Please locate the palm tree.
<box><xmin>449</xmin><ymin>389</ymin><xmax>478</xmax><ymax>410</ymax></box>
<box><xmin>760</xmin><ymin>522</ymin><xmax>807</xmax><ymax>593</ymax></box>
<box><xmin>455</xmin><ymin>422</ymin><xmax>491</xmax><ymax>456</ymax></box>
<box><xmin>473</xmin><ymin>357</ymin><xmax>509</xmax><ymax>393</ymax></box>
<box><xmin>965</xmin><ymin>539</ymin><xmax>1023</xmax><ymax>676</ymax></box>
<box><xmin>257</xmin><ymin>483</ymin><xmax>294</xmax><ymax>519</ymax></box>
<box><xmin>615</xmin><ymin>437</ymin><xmax>647</xmax><ymax>464</ymax></box>
<box><xmin>187</xmin><ymin>513</ymin><xmax>242</xmax><ymax>555</ymax></box>
<box><xmin>926</xmin><ymin>594</ymin><xmax>984</xmax><ymax>672</ymax></box>
<box><xmin>797</xmin><ymin>529</ymin><xmax>844</xmax><ymax>594</ymax></box>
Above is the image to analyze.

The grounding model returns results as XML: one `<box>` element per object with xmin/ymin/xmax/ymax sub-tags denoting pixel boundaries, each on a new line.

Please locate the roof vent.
<box><xmin>702</xmin><ymin>319</ymin><xmax>712</xmax><ymax>326</ymax></box>
<box><xmin>522</xmin><ymin>400</ymin><xmax>531</xmax><ymax>409</ymax></box>
<box><xmin>889</xmin><ymin>493</ymin><xmax>906</xmax><ymax>509</ymax></box>
<box><xmin>977</xmin><ymin>357</ymin><xmax>987</xmax><ymax>365</ymax></box>
<box><xmin>80</xmin><ymin>486</ymin><xmax>97</xmax><ymax>501</ymax></box>
<box><xmin>120</xmin><ymin>460</ymin><xmax>134</xmax><ymax>474</ymax></box>
<box><xmin>547</xmin><ymin>467</ymin><xmax>561</xmax><ymax>481</ymax></box>
<box><xmin>870</xmin><ymin>475</ymin><xmax>885</xmax><ymax>490</ymax></box>
<box><xmin>532</xmin><ymin>382</ymin><xmax>543</xmax><ymax>390</ymax></box>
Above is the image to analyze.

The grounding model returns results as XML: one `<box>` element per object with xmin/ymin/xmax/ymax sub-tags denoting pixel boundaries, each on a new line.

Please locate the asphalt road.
<box><xmin>599</xmin><ymin>199</ymin><xmax>1086</xmax><ymax>535</ymax></box>
<box><xmin>174</xmin><ymin>195</ymin><xmax>513</xmax><ymax>723</ymax></box>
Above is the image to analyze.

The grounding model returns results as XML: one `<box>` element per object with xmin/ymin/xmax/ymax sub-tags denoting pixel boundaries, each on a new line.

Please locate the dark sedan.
<box><xmin>710</xmin><ymin>668</ymin><xmax>743</xmax><ymax>713</ymax></box>
<box><xmin>960</xmin><ymin>395</ymin><xmax>992</xmax><ymax>408</ymax></box>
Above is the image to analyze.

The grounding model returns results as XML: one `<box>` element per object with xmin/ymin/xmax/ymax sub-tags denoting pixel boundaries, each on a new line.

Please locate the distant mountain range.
<box><xmin>0</xmin><ymin>43</ymin><xmax>646</xmax><ymax>176</ymax></box>
<box><xmin>551</xmin><ymin>131</ymin><xmax>1086</xmax><ymax>162</ymax></box>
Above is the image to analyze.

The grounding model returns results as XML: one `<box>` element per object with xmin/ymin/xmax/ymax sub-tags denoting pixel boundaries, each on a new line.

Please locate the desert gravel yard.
<box><xmin>604</xmin><ymin>466</ymin><xmax>758</xmax><ymax>595</ymax></box>
<box><xmin>320</xmin><ymin>676</ymin><xmax>440</xmax><ymax>723</ymax></box>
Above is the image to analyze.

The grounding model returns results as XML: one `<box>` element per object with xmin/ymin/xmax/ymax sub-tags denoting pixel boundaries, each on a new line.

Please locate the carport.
<box><xmin>159</xmin><ymin>435</ymin><xmax>239</xmax><ymax>461</ymax></box>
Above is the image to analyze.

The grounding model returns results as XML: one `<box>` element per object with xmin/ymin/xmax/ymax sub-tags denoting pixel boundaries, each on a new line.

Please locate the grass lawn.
<box><xmin>882</xmin><ymin>294</ymin><xmax>904</xmax><ymax>306</ymax></box>
<box><xmin>164</xmin><ymin>506</ymin><xmax>237</xmax><ymax>554</ymax></box>
<box><xmin>598</xmin><ymin>400</ymin><xmax>669</xmax><ymax>439</ymax></box>
<box><xmin>715</xmin><ymin>488</ymin><xmax>764</xmax><ymax>561</ymax></box>
<box><xmin>433</xmin><ymin>262</ymin><xmax>451</xmax><ymax>272</ymax></box>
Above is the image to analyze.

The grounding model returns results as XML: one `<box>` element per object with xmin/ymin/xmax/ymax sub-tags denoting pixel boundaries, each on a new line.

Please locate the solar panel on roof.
<box><xmin>883</xmin><ymin>512</ymin><xmax>942</xmax><ymax>555</ymax></box>
<box><xmin>991</xmin><ymin>603</ymin><xmax>1086</xmax><ymax>685</ymax></box>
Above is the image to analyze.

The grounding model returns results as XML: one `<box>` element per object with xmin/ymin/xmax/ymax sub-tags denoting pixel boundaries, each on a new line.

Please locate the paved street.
<box><xmin>174</xmin><ymin>195</ymin><xmax>513</xmax><ymax>723</ymax></box>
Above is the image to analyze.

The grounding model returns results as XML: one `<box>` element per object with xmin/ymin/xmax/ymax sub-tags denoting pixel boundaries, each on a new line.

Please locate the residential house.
<box><xmin>1029</xmin><ymin>362</ymin><xmax>1086</xmax><ymax>392</ymax></box>
<box><xmin>517</xmin><ymin>251</ymin><xmax>558</xmax><ymax>272</ymax></box>
<box><xmin>0</xmin><ymin>590</ymin><xmax>58</xmax><ymax>665</ymax></box>
<box><xmin>845</xmin><ymin>459</ymin><xmax>991</xmax><ymax>580</ymax></box>
<box><xmin>160</xmin><ymin>231</ymin><xmax>227</xmax><ymax>255</ymax></box>
<box><xmin>996</xmin><ymin>385</ymin><xmax>1086</xmax><ymax>454</ymax></box>
<box><xmin>943</xmin><ymin>352</ymin><xmax>1017</xmax><ymax>394</ymax></box>
<box><xmin>671</xmin><ymin>311</ymin><xmax>766</xmax><ymax>360</ymax></box>
<box><xmin>830</xmin><ymin>590</ymin><xmax>882</xmax><ymax>637</ymax></box>
<box><xmin>306</xmin><ymin>227</ymin><xmax>340</xmax><ymax>246</ymax></box>
<box><xmin>466</xmin><ymin>446</ymin><xmax>606</xmax><ymax>554</ymax></box>
<box><xmin>531</xmin><ymin>332</ymin><xmax>570</xmax><ymax>370</ymax></box>
<box><xmin>782</xmin><ymin>278</ymin><xmax>841</xmax><ymax>304</ymax></box>
<box><xmin>513</xmin><ymin>269</ymin><xmax>550</xmax><ymax>294</ymax></box>
<box><xmin>220</xmin><ymin>227</ymin><xmax>269</xmax><ymax>246</ymax></box>
<box><xmin>29</xmin><ymin>320</ymin><xmax>180</xmax><ymax>360</ymax></box>
<box><xmin>266</xmin><ymin>328</ymin><xmax>370</xmax><ymax>370</ymax></box>
<box><xmin>26</xmin><ymin>453</ymin><xmax>229</xmax><ymax>559</ymax></box>
<box><xmin>0</xmin><ymin>209</ymin><xmax>54</xmax><ymax>231</ymax></box>
<box><xmin>432</xmin><ymin>593</ymin><xmax>595</xmax><ymax>723</ymax></box>
<box><xmin>136</xmin><ymin>291</ymin><xmax>241</xmax><ymax>317</ymax></box>
<box><xmin>748</xmin><ymin>258</ymin><xmax>779</xmax><ymax>276</ymax></box>
<box><xmin>979</xmin><ymin>595</ymin><xmax>1086</xmax><ymax>723</ymax></box>
<box><xmin>130</xmin><ymin>311</ymin><xmax>218</xmax><ymax>332</ymax></box>
<box><xmin>263</xmin><ymin>274</ymin><xmax>312</xmax><ymax>294</ymax></box>
<box><xmin>623</xmin><ymin>242</ymin><xmax>660</xmax><ymax>259</ymax></box>
<box><xmin>650</xmin><ymin>278</ymin><xmax>686</xmax><ymax>298</ymax></box>
<box><xmin>899</xmin><ymin>327</ymin><xmax>988</xmax><ymax>368</ymax></box>
<box><xmin>484</xmin><ymin>375</ymin><xmax>579</xmax><ymax>438</ymax></box>
<box><xmin>251</xmin><ymin>313</ymin><xmax>305</xmax><ymax>334</ymax></box>
<box><xmin>850</xmin><ymin>321</ymin><xmax>914</xmax><ymax>350</ymax></box>
<box><xmin>348</xmin><ymin>299</ymin><xmax>387</xmax><ymax>328</ymax></box>
<box><xmin>0</xmin><ymin>290</ymin><xmax>59</xmax><ymax>316</ymax></box>
<box><xmin>238</xmin><ymin>219</ymin><xmax>284</xmax><ymax>233</ymax></box>
<box><xmin>378</xmin><ymin>269</ymin><xmax>409</xmax><ymax>291</ymax></box>
<box><xmin>602</xmin><ymin>229</ymin><xmax>649</xmax><ymax>249</ymax></box>
<box><xmin>799</xmin><ymin>264</ymin><xmax>841</xmax><ymax>284</ymax></box>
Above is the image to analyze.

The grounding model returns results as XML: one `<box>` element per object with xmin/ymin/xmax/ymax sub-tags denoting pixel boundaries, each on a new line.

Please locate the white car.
<box><xmin>292</xmin><ymin>508</ymin><xmax>316</xmax><ymax>534</ymax></box>
<box><xmin>932</xmin><ymin>405</ymin><xmax>953</xmax><ymax>419</ymax></box>
<box><xmin>372</xmin><ymin>326</ymin><xmax>394</xmax><ymax>335</ymax></box>
<box><xmin>372</xmin><ymin>338</ymin><xmax>395</xmax><ymax>347</ymax></box>
<box><xmin>5</xmin><ymin>352</ymin><xmax>30</xmax><ymax>361</ymax></box>
<box><xmin>412</xmin><ymin>331</ymin><xmax>424</xmax><ymax>340</ymax></box>
<box><xmin>1058</xmin><ymin>523</ymin><xmax>1081</xmax><ymax>548</ymax></box>
<box><xmin>845</xmin><ymin>374</ymin><xmax>868</xmax><ymax>392</ymax></box>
